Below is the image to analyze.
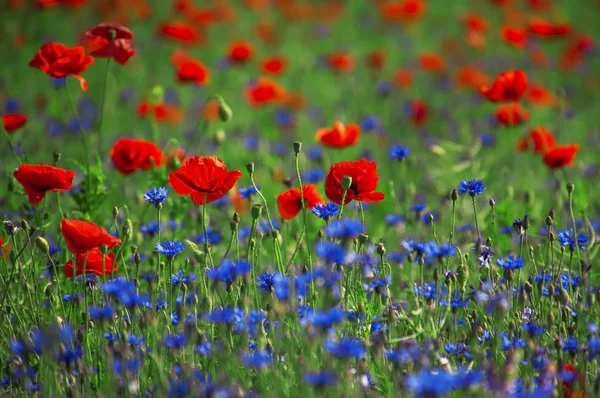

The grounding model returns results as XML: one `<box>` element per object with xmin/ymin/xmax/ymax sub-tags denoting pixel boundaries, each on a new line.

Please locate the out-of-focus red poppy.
<box><xmin>526</xmin><ymin>0</ymin><xmax>551</xmax><ymax>9</ymax></box>
<box><xmin>244</xmin><ymin>0</ymin><xmax>269</xmax><ymax>11</ymax></box>
<box><xmin>455</xmin><ymin>66</ymin><xmax>489</xmax><ymax>89</ymax></box>
<box><xmin>137</xmin><ymin>100</ymin><xmax>182</xmax><ymax>124</ymax></box>
<box><xmin>277</xmin><ymin>184</ymin><xmax>325</xmax><ymax>220</ymax></box>
<box><xmin>366</xmin><ymin>50</ymin><xmax>386</xmax><ymax>71</ymax></box>
<box><xmin>282</xmin><ymin>91</ymin><xmax>306</xmax><ymax>111</ymax></box>
<box><xmin>501</xmin><ymin>27</ymin><xmax>528</xmax><ymax>48</ymax></box>
<box><xmin>29</xmin><ymin>43</ymin><xmax>94</xmax><ymax>91</ymax></box>
<box><xmin>480</xmin><ymin>70</ymin><xmax>527</xmax><ymax>102</ymax></box>
<box><xmin>466</xmin><ymin>31</ymin><xmax>487</xmax><ymax>49</ymax></box>
<box><xmin>110</xmin><ymin>138</ymin><xmax>165</xmax><ymax>175</ymax></box>
<box><xmin>228</xmin><ymin>40</ymin><xmax>255</xmax><ymax>64</ymax></box>
<box><xmin>2</xmin><ymin>113</ymin><xmax>27</xmax><ymax>133</ymax></box>
<box><xmin>63</xmin><ymin>250</ymin><xmax>118</xmax><ymax>277</ymax></box>
<box><xmin>166</xmin><ymin>147</ymin><xmax>191</xmax><ymax>166</ymax></box>
<box><xmin>261</xmin><ymin>56</ymin><xmax>287</xmax><ymax>75</ymax></box>
<box><xmin>61</xmin><ymin>219</ymin><xmax>122</xmax><ymax>254</ymax></box>
<box><xmin>543</xmin><ymin>144</ymin><xmax>580</xmax><ymax>169</ymax></box>
<box><xmin>315</xmin><ymin>121</ymin><xmax>361</xmax><ymax>148</ymax></box>
<box><xmin>409</xmin><ymin>99</ymin><xmax>428</xmax><ymax>126</ymax></box>
<box><xmin>13</xmin><ymin>164</ymin><xmax>75</xmax><ymax>206</ymax></box>
<box><xmin>245</xmin><ymin>78</ymin><xmax>287</xmax><ymax>107</ymax></box>
<box><xmin>254</xmin><ymin>21</ymin><xmax>276</xmax><ymax>44</ymax></box>
<box><xmin>169</xmin><ymin>156</ymin><xmax>242</xmax><ymax>205</ymax></box>
<box><xmin>496</xmin><ymin>103</ymin><xmax>529</xmax><ymax>126</ymax></box>
<box><xmin>158</xmin><ymin>21</ymin><xmax>203</xmax><ymax>45</ymax></box>
<box><xmin>490</xmin><ymin>0</ymin><xmax>513</xmax><ymax>5</ymax></box>
<box><xmin>230</xmin><ymin>187</ymin><xmax>248</xmax><ymax>216</ymax></box>
<box><xmin>171</xmin><ymin>50</ymin><xmax>210</xmax><ymax>85</ymax></box>
<box><xmin>528</xmin><ymin>18</ymin><xmax>571</xmax><ymax>37</ymax></box>
<box><xmin>526</xmin><ymin>84</ymin><xmax>557</xmax><ymax>106</ymax></box>
<box><xmin>37</xmin><ymin>0</ymin><xmax>86</xmax><ymax>8</ymax></box>
<box><xmin>328</xmin><ymin>52</ymin><xmax>354</xmax><ymax>72</ymax></box>
<box><xmin>517</xmin><ymin>126</ymin><xmax>556</xmax><ymax>153</ymax></box>
<box><xmin>464</xmin><ymin>13</ymin><xmax>488</xmax><ymax>33</ymax></box>
<box><xmin>380</xmin><ymin>0</ymin><xmax>426</xmax><ymax>22</ymax></box>
<box><xmin>418</xmin><ymin>52</ymin><xmax>445</xmax><ymax>73</ymax></box>
<box><xmin>325</xmin><ymin>159</ymin><xmax>385</xmax><ymax>205</ymax></box>
<box><xmin>201</xmin><ymin>99</ymin><xmax>220</xmax><ymax>121</ymax></box>
<box><xmin>561</xmin><ymin>363</ymin><xmax>586</xmax><ymax>398</ymax></box>
<box><xmin>560</xmin><ymin>35</ymin><xmax>595</xmax><ymax>70</ymax></box>
<box><xmin>85</xmin><ymin>23</ymin><xmax>136</xmax><ymax>65</ymax></box>
<box><xmin>394</xmin><ymin>68</ymin><xmax>413</xmax><ymax>88</ymax></box>
<box><xmin>530</xmin><ymin>47</ymin><xmax>548</xmax><ymax>67</ymax></box>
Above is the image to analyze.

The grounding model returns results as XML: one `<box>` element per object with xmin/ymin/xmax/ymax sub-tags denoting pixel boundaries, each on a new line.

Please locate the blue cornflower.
<box><xmin>273</xmin><ymin>274</ymin><xmax>290</xmax><ymax>301</ymax></box>
<box><xmin>164</xmin><ymin>333</ymin><xmax>187</xmax><ymax>350</ymax></box>
<box><xmin>194</xmin><ymin>229</ymin><xmax>222</xmax><ymax>245</ymax></box>
<box><xmin>496</xmin><ymin>255</ymin><xmax>524</xmax><ymax>271</ymax></box>
<box><xmin>128</xmin><ymin>334</ymin><xmax>145</xmax><ymax>346</ymax></box>
<box><xmin>325</xmin><ymin>218</ymin><xmax>364</xmax><ymax>239</ymax></box>
<box><xmin>170</xmin><ymin>270</ymin><xmax>197</xmax><ymax>286</ymax></box>
<box><xmin>364</xmin><ymin>275</ymin><xmax>392</xmax><ymax>299</ymax></box>
<box><xmin>315</xmin><ymin>241</ymin><xmax>346</xmax><ymax>264</ymax></box>
<box><xmin>385</xmin><ymin>214</ymin><xmax>405</xmax><ymax>226</ymax></box>
<box><xmin>275</xmin><ymin>108</ymin><xmax>294</xmax><ymax>128</ymax></box>
<box><xmin>432</xmin><ymin>242</ymin><xmax>456</xmax><ymax>258</ymax></box>
<box><xmin>562</xmin><ymin>336</ymin><xmax>578</xmax><ymax>352</ymax></box>
<box><xmin>306</xmin><ymin>146</ymin><xmax>323</xmax><ymax>161</ymax></box>
<box><xmin>241</xmin><ymin>351</ymin><xmax>272</xmax><ymax>369</ymax></box>
<box><xmin>390</xmin><ymin>144</ymin><xmax>411</xmax><ymax>160</ymax></box>
<box><xmin>422</xmin><ymin>212</ymin><xmax>439</xmax><ymax>223</ymax></box>
<box><xmin>304</xmin><ymin>371</ymin><xmax>338</xmax><ymax>386</ymax></box>
<box><xmin>304</xmin><ymin>307</ymin><xmax>345</xmax><ymax>330</ymax></box>
<box><xmin>238</xmin><ymin>185</ymin><xmax>259</xmax><ymax>199</ymax></box>
<box><xmin>410</xmin><ymin>203</ymin><xmax>426</xmax><ymax>213</ymax></box>
<box><xmin>88</xmin><ymin>305</ymin><xmax>115</xmax><ymax>321</ymax></box>
<box><xmin>105</xmin><ymin>332</ymin><xmax>120</xmax><ymax>342</ymax></box>
<box><xmin>325</xmin><ymin>338</ymin><xmax>365</xmax><ymax>359</ymax></box>
<box><xmin>312</xmin><ymin>202</ymin><xmax>339</xmax><ymax>220</ymax></box>
<box><xmin>560</xmin><ymin>272</ymin><xmax>580</xmax><ymax>289</ymax></box>
<box><xmin>205</xmin><ymin>306</ymin><xmax>244</xmax><ymax>324</ymax></box>
<box><xmin>521</xmin><ymin>322</ymin><xmax>545</xmax><ymax>336</ymax></box>
<box><xmin>139</xmin><ymin>221</ymin><xmax>161</xmax><ymax>236</ymax></box>
<box><xmin>406</xmin><ymin>368</ymin><xmax>481</xmax><ymax>397</ymax></box>
<box><xmin>302</xmin><ymin>168</ymin><xmax>325</xmax><ymax>183</ymax></box>
<box><xmin>143</xmin><ymin>187</ymin><xmax>168</xmax><ymax>206</ymax></box>
<box><xmin>557</xmin><ymin>229</ymin><xmax>588</xmax><ymax>252</ymax></box>
<box><xmin>477</xmin><ymin>245</ymin><xmax>494</xmax><ymax>268</ymax></box>
<box><xmin>156</xmin><ymin>240</ymin><xmax>184</xmax><ymax>258</ymax></box>
<box><xmin>458</xmin><ymin>180</ymin><xmax>485</xmax><ymax>196</ymax></box>
<box><xmin>361</xmin><ymin>116</ymin><xmax>380</xmax><ymax>131</ymax></box>
<box><xmin>206</xmin><ymin>260</ymin><xmax>251</xmax><ymax>284</ymax></box>
<box><xmin>257</xmin><ymin>272</ymin><xmax>279</xmax><ymax>293</ymax></box>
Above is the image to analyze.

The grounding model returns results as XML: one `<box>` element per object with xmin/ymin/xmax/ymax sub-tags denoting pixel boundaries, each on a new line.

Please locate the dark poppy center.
<box><xmin>349</xmin><ymin>183</ymin><xmax>359</xmax><ymax>195</ymax></box>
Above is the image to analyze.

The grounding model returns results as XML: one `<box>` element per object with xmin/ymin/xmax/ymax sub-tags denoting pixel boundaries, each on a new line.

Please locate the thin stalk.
<box><xmin>97</xmin><ymin>58</ymin><xmax>111</xmax><ymax>153</ymax></box>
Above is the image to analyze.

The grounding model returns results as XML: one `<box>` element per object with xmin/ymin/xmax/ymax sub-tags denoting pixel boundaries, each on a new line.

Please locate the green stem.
<box><xmin>202</xmin><ymin>193</ymin><xmax>214</xmax><ymax>267</ymax></box>
<box><xmin>295</xmin><ymin>153</ymin><xmax>313</xmax><ymax>268</ymax></box>
<box><xmin>97</xmin><ymin>58</ymin><xmax>111</xmax><ymax>154</ymax></box>
<box><xmin>337</xmin><ymin>188</ymin><xmax>349</xmax><ymax>220</ymax></box>
<box><xmin>2</xmin><ymin>127</ymin><xmax>22</xmax><ymax>165</ymax></box>
<box><xmin>471</xmin><ymin>196</ymin><xmax>481</xmax><ymax>241</ymax></box>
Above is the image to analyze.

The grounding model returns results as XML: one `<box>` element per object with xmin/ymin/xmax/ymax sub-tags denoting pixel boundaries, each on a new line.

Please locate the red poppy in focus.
<box><xmin>480</xmin><ymin>70</ymin><xmax>528</xmax><ymax>102</ymax></box>
<box><xmin>29</xmin><ymin>42</ymin><xmax>94</xmax><ymax>91</ymax></box>
<box><xmin>543</xmin><ymin>144</ymin><xmax>580</xmax><ymax>169</ymax></box>
<box><xmin>63</xmin><ymin>250</ymin><xmax>118</xmax><ymax>277</ymax></box>
<box><xmin>517</xmin><ymin>126</ymin><xmax>556</xmax><ymax>154</ymax></box>
<box><xmin>409</xmin><ymin>99</ymin><xmax>428</xmax><ymax>126</ymax></box>
<box><xmin>228</xmin><ymin>40</ymin><xmax>255</xmax><ymax>64</ymax></box>
<box><xmin>528</xmin><ymin>18</ymin><xmax>571</xmax><ymax>37</ymax></box>
<box><xmin>2</xmin><ymin>113</ymin><xmax>27</xmax><ymax>133</ymax></box>
<box><xmin>13</xmin><ymin>164</ymin><xmax>75</xmax><ymax>206</ymax></box>
<box><xmin>325</xmin><ymin>159</ymin><xmax>385</xmax><ymax>205</ymax></box>
<box><xmin>526</xmin><ymin>84</ymin><xmax>557</xmax><ymax>106</ymax></box>
<box><xmin>501</xmin><ymin>27</ymin><xmax>528</xmax><ymax>48</ymax></box>
<box><xmin>245</xmin><ymin>78</ymin><xmax>287</xmax><ymax>107</ymax></box>
<box><xmin>418</xmin><ymin>52</ymin><xmax>446</xmax><ymax>73</ymax></box>
<box><xmin>110</xmin><ymin>138</ymin><xmax>165</xmax><ymax>175</ymax></box>
<box><xmin>171</xmin><ymin>50</ymin><xmax>210</xmax><ymax>85</ymax></box>
<box><xmin>85</xmin><ymin>23</ymin><xmax>136</xmax><ymax>65</ymax></box>
<box><xmin>169</xmin><ymin>156</ymin><xmax>242</xmax><ymax>205</ymax></box>
<box><xmin>328</xmin><ymin>52</ymin><xmax>354</xmax><ymax>72</ymax></box>
<box><xmin>261</xmin><ymin>56</ymin><xmax>287</xmax><ymax>75</ymax></box>
<box><xmin>496</xmin><ymin>103</ymin><xmax>529</xmax><ymax>126</ymax></box>
<box><xmin>380</xmin><ymin>0</ymin><xmax>426</xmax><ymax>22</ymax></box>
<box><xmin>277</xmin><ymin>184</ymin><xmax>325</xmax><ymax>220</ymax></box>
<box><xmin>455</xmin><ymin>66</ymin><xmax>489</xmax><ymax>89</ymax></box>
<box><xmin>61</xmin><ymin>219</ymin><xmax>122</xmax><ymax>254</ymax></box>
<box><xmin>158</xmin><ymin>21</ymin><xmax>202</xmax><ymax>44</ymax></box>
<box><xmin>366</xmin><ymin>50</ymin><xmax>386</xmax><ymax>71</ymax></box>
<box><xmin>464</xmin><ymin>13</ymin><xmax>488</xmax><ymax>33</ymax></box>
<box><xmin>315</xmin><ymin>121</ymin><xmax>361</xmax><ymax>149</ymax></box>
<box><xmin>394</xmin><ymin>68</ymin><xmax>413</xmax><ymax>88</ymax></box>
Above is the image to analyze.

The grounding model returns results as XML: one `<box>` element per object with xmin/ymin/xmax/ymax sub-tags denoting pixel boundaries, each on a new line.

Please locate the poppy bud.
<box><xmin>134</xmin><ymin>252</ymin><xmax>141</xmax><ymax>266</ymax></box>
<box><xmin>230</xmin><ymin>220</ymin><xmax>238</xmax><ymax>232</ymax></box>
<box><xmin>112</xmin><ymin>206</ymin><xmax>119</xmax><ymax>218</ymax></box>
<box><xmin>251</xmin><ymin>204</ymin><xmax>262</xmax><ymax>220</ymax></box>
<box><xmin>122</xmin><ymin>219</ymin><xmax>132</xmax><ymax>240</ymax></box>
<box><xmin>317</xmin><ymin>229</ymin><xmax>324</xmax><ymax>239</ymax></box>
<box><xmin>100</xmin><ymin>244</ymin><xmax>109</xmax><ymax>254</ymax></box>
<box><xmin>376</xmin><ymin>242</ymin><xmax>386</xmax><ymax>256</ymax></box>
<box><xmin>249</xmin><ymin>239</ymin><xmax>256</xmax><ymax>251</ymax></box>
<box><xmin>341</xmin><ymin>175</ymin><xmax>353</xmax><ymax>191</ymax></box>
<box><xmin>20</xmin><ymin>219</ymin><xmax>29</xmax><ymax>232</ymax></box>
<box><xmin>358</xmin><ymin>233</ymin><xmax>369</xmax><ymax>245</ymax></box>
<box><xmin>545</xmin><ymin>216</ymin><xmax>553</xmax><ymax>226</ymax></box>
<box><xmin>233</xmin><ymin>212</ymin><xmax>240</xmax><ymax>222</ymax></box>
<box><xmin>215</xmin><ymin>96</ymin><xmax>232</xmax><ymax>122</ymax></box>
<box><xmin>36</xmin><ymin>236</ymin><xmax>49</xmax><ymax>254</ymax></box>
<box><xmin>451</xmin><ymin>189</ymin><xmax>458</xmax><ymax>201</ymax></box>
<box><xmin>271</xmin><ymin>230</ymin><xmax>282</xmax><ymax>245</ymax></box>
<box><xmin>293</xmin><ymin>141</ymin><xmax>302</xmax><ymax>154</ymax></box>
<box><xmin>489</xmin><ymin>198</ymin><xmax>495</xmax><ymax>208</ymax></box>
<box><xmin>109</xmin><ymin>29</ymin><xmax>117</xmax><ymax>41</ymax></box>
<box><xmin>130</xmin><ymin>244</ymin><xmax>138</xmax><ymax>255</ymax></box>
<box><xmin>214</xmin><ymin>129</ymin><xmax>226</xmax><ymax>144</ymax></box>
<box><xmin>184</xmin><ymin>240</ymin><xmax>205</xmax><ymax>262</ymax></box>
<box><xmin>150</xmin><ymin>85</ymin><xmax>164</xmax><ymax>105</ymax></box>
<box><xmin>566</xmin><ymin>183</ymin><xmax>574</xmax><ymax>194</ymax></box>
<box><xmin>53</xmin><ymin>151</ymin><xmax>61</xmax><ymax>164</ymax></box>
<box><xmin>246</xmin><ymin>162</ymin><xmax>255</xmax><ymax>174</ymax></box>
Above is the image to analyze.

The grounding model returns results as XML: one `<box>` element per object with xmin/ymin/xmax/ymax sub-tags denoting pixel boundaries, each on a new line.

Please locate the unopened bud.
<box><xmin>489</xmin><ymin>198</ymin><xmax>495</xmax><ymax>208</ymax></box>
<box><xmin>112</xmin><ymin>206</ymin><xmax>119</xmax><ymax>218</ymax></box>
<box><xmin>233</xmin><ymin>212</ymin><xmax>240</xmax><ymax>222</ymax></box>
<box><xmin>545</xmin><ymin>216</ymin><xmax>553</xmax><ymax>226</ymax></box>
<box><xmin>216</xmin><ymin>96</ymin><xmax>233</xmax><ymax>122</ymax></box>
<box><xmin>246</xmin><ymin>162</ymin><xmax>255</xmax><ymax>174</ymax></box>
<box><xmin>293</xmin><ymin>141</ymin><xmax>302</xmax><ymax>154</ymax></box>
<box><xmin>230</xmin><ymin>220</ymin><xmax>238</xmax><ymax>232</ymax></box>
<box><xmin>317</xmin><ymin>229</ymin><xmax>324</xmax><ymax>239</ymax></box>
<box><xmin>566</xmin><ymin>183</ymin><xmax>574</xmax><ymax>194</ymax></box>
<box><xmin>251</xmin><ymin>204</ymin><xmax>262</xmax><ymax>220</ymax></box>
<box><xmin>20</xmin><ymin>219</ymin><xmax>29</xmax><ymax>232</ymax></box>
<box><xmin>36</xmin><ymin>237</ymin><xmax>50</xmax><ymax>254</ymax></box>
<box><xmin>341</xmin><ymin>176</ymin><xmax>353</xmax><ymax>191</ymax></box>
<box><xmin>122</xmin><ymin>219</ymin><xmax>133</xmax><ymax>240</ymax></box>
<box><xmin>358</xmin><ymin>233</ymin><xmax>369</xmax><ymax>245</ymax></box>
<box><xmin>451</xmin><ymin>189</ymin><xmax>458</xmax><ymax>201</ymax></box>
<box><xmin>150</xmin><ymin>85</ymin><xmax>164</xmax><ymax>105</ymax></box>
<box><xmin>376</xmin><ymin>242</ymin><xmax>386</xmax><ymax>256</ymax></box>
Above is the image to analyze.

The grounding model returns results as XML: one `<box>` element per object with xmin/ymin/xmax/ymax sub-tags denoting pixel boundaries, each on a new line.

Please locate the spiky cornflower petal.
<box><xmin>458</xmin><ymin>180</ymin><xmax>485</xmax><ymax>196</ymax></box>
<box><xmin>143</xmin><ymin>187</ymin><xmax>168</xmax><ymax>206</ymax></box>
<box><xmin>390</xmin><ymin>144</ymin><xmax>411</xmax><ymax>160</ymax></box>
<box><xmin>155</xmin><ymin>240</ymin><xmax>185</xmax><ymax>258</ymax></box>
<box><xmin>311</xmin><ymin>202</ymin><xmax>339</xmax><ymax>220</ymax></box>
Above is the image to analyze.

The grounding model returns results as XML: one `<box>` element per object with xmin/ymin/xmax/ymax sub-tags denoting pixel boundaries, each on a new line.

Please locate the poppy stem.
<box><xmin>359</xmin><ymin>202</ymin><xmax>365</xmax><ymax>225</ymax></box>
<box><xmin>2</xmin><ymin>127</ymin><xmax>22</xmax><ymax>165</ymax></box>
<box><xmin>294</xmin><ymin>150</ymin><xmax>313</xmax><ymax>269</ymax></box>
<box><xmin>64</xmin><ymin>82</ymin><xmax>91</xmax><ymax>200</ymax></box>
<box><xmin>97</xmin><ymin>58</ymin><xmax>111</xmax><ymax>154</ymax></box>
<box><xmin>202</xmin><ymin>193</ymin><xmax>214</xmax><ymax>267</ymax></box>
<box><xmin>338</xmin><ymin>188</ymin><xmax>349</xmax><ymax>221</ymax></box>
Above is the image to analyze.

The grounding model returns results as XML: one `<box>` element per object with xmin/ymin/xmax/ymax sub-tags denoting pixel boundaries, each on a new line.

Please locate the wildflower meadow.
<box><xmin>1</xmin><ymin>0</ymin><xmax>600</xmax><ymax>396</ymax></box>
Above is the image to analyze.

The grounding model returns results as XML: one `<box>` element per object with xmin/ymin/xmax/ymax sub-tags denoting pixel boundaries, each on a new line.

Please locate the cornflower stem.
<box><xmin>168</xmin><ymin>257</ymin><xmax>174</xmax><ymax>308</ymax></box>
<box><xmin>247</xmin><ymin>218</ymin><xmax>258</xmax><ymax>261</ymax></box>
<box><xmin>97</xmin><ymin>58</ymin><xmax>111</xmax><ymax>153</ymax></box>
<box><xmin>471</xmin><ymin>196</ymin><xmax>481</xmax><ymax>241</ymax></box>
<box><xmin>450</xmin><ymin>200</ymin><xmax>456</xmax><ymax>245</ymax></box>
<box><xmin>221</xmin><ymin>227</ymin><xmax>236</xmax><ymax>264</ymax></box>
<box><xmin>2</xmin><ymin>127</ymin><xmax>22</xmax><ymax>164</ymax></box>
<box><xmin>64</xmin><ymin>81</ymin><xmax>90</xmax><ymax>179</ymax></box>
<box><xmin>567</xmin><ymin>190</ymin><xmax>581</xmax><ymax>274</ymax></box>
<box><xmin>157</xmin><ymin>206</ymin><xmax>162</xmax><ymax>286</ymax></box>
<box><xmin>294</xmin><ymin>152</ymin><xmax>313</xmax><ymax>268</ymax></box>
<box><xmin>337</xmin><ymin>189</ymin><xmax>349</xmax><ymax>220</ymax></box>
<box><xmin>14</xmin><ymin>235</ymin><xmax>38</xmax><ymax>325</ymax></box>
<box><xmin>202</xmin><ymin>193</ymin><xmax>214</xmax><ymax>267</ymax></box>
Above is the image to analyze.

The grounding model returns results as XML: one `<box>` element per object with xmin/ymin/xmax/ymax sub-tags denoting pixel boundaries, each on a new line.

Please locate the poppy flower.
<box><xmin>245</xmin><ymin>78</ymin><xmax>287</xmax><ymax>107</ymax></box>
<box><xmin>61</xmin><ymin>219</ymin><xmax>122</xmax><ymax>254</ymax></box>
<box><xmin>169</xmin><ymin>156</ymin><xmax>242</xmax><ymax>205</ymax></box>
<box><xmin>366</xmin><ymin>50</ymin><xmax>386</xmax><ymax>71</ymax></box>
<box><xmin>63</xmin><ymin>250</ymin><xmax>118</xmax><ymax>277</ymax></box>
<box><xmin>408</xmin><ymin>99</ymin><xmax>428</xmax><ymax>126</ymax></box>
<box><xmin>418</xmin><ymin>52</ymin><xmax>445</xmax><ymax>73</ymax></box>
<box><xmin>466</xmin><ymin>31</ymin><xmax>486</xmax><ymax>49</ymax></box>
<box><xmin>228</xmin><ymin>40</ymin><xmax>254</xmax><ymax>64</ymax></box>
<box><xmin>543</xmin><ymin>144</ymin><xmax>580</xmax><ymax>169</ymax></box>
<box><xmin>277</xmin><ymin>184</ymin><xmax>325</xmax><ymax>220</ymax></box>
<box><xmin>394</xmin><ymin>68</ymin><xmax>413</xmax><ymax>88</ymax></box>
<box><xmin>29</xmin><ymin>42</ymin><xmax>95</xmax><ymax>91</ymax></box>
<box><xmin>171</xmin><ymin>50</ymin><xmax>210</xmax><ymax>85</ymax></box>
<box><xmin>110</xmin><ymin>138</ymin><xmax>165</xmax><ymax>175</ymax></box>
<box><xmin>496</xmin><ymin>103</ymin><xmax>529</xmax><ymax>126</ymax></box>
<box><xmin>517</xmin><ymin>127</ymin><xmax>556</xmax><ymax>154</ymax></box>
<box><xmin>528</xmin><ymin>18</ymin><xmax>571</xmax><ymax>37</ymax></box>
<box><xmin>327</xmin><ymin>52</ymin><xmax>354</xmax><ymax>72</ymax></box>
<box><xmin>325</xmin><ymin>159</ymin><xmax>385</xmax><ymax>205</ymax></box>
<box><xmin>158</xmin><ymin>21</ymin><xmax>202</xmax><ymax>44</ymax></box>
<box><xmin>380</xmin><ymin>0</ymin><xmax>426</xmax><ymax>22</ymax></box>
<box><xmin>2</xmin><ymin>113</ymin><xmax>27</xmax><ymax>133</ymax></box>
<box><xmin>526</xmin><ymin>84</ymin><xmax>557</xmax><ymax>106</ymax></box>
<box><xmin>13</xmin><ymin>164</ymin><xmax>75</xmax><ymax>206</ymax></box>
<box><xmin>260</xmin><ymin>56</ymin><xmax>287</xmax><ymax>75</ymax></box>
<box><xmin>315</xmin><ymin>121</ymin><xmax>361</xmax><ymax>148</ymax></box>
<box><xmin>166</xmin><ymin>147</ymin><xmax>191</xmax><ymax>165</ymax></box>
<box><xmin>254</xmin><ymin>21</ymin><xmax>276</xmax><ymax>44</ymax></box>
<box><xmin>455</xmin><ymin>66</ymin><xmax>489</xmax><ymax>89</ymax></box>
<box><xmin>480</xmin><ymin>70</ymin><xmax>527</xmax><ymax>102</ymax></box>
<box><xmin>561</xmin><ymin>363</ymin><xmax>586</xmax><ymax>398</ymax></box>
<box><xmin>463</xmin><ymin>13</ymin><xmax>488</xmax><ymax>33</ymax></box>
<box><xmin>85</xmin><ymin>23</ymin><xmax>136</xmax><ymax>65</ymax></box>
<box><xmin>36</xmin><ymin>0</ymin><xmax>86</xmax><ymax>7</ymax></box>
<box><xmin>527</xmin><ymin>0</ymin><xmax>551</xmax><ymax>9</ymax></box>
<box><xmin>501</xmin><ymin>27</ymin><xmax>528</xmax><ymax>48</ymax></box>
<box><xmin>560</xmin><ymin>35</ymin><xmax>595</xmax><ymax>70</ymax></box>
<box><xmin>137</xmin><ymin>101</ymin><xmax>182</xmax><ymax>124</ymax></box>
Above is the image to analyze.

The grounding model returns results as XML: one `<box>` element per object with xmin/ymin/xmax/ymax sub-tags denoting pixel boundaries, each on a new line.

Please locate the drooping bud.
<box><xmin>215</xmin><ymin>95</ymin><xmax>233</xmax><ymax>122</ymax></box>
<box><xmin>358</xmin><ymin>233</ymin><xmax>369</xmax><ymax>245</ymax></box>
<box><xmin>122</xmin><ymin>219</ymin><xmax>133</xmax><ymax>240</ymax></box>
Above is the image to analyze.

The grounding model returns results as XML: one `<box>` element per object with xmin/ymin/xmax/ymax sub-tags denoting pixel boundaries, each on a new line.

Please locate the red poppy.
<box><xmin>561</xmin><ymin>363</ymin><xmax>586</xmax><ymax>398</ymax></box>
<box><xmin>169</xmin><ymin>156</ymin><xmax>242</xmax><ymax>205</ymax></box>
<box><xmin>526</xmin><ymin>0</ymin><xmax>551</xmax><ymax>9</ymax></box>
<box><xmin>517</xmin><ymin>126</ymin><xmax>556</xmax><ymax>153</ymax></box>
<box><xmin>418</xmin><ymin>52</ymin><xmax>446</xmax><ymax>73</ymax></box>
<box><xmin>254</xmin><ymin>21</ymin><xmax>276</xmax><ymax>44</ymax></box>
<box><xmin>526</xmin><ymin>84</ymin><xmax>557</xmax><ymax>106</ymax></box>
<box><xmin>325</xmin><ymin>159</ymin><xmax>385</xmax><ymax>205</ymax></box>
<box><xmin>85</xmin><ymin>23</ymin><xmax>136</xmax><ymax>65</ymax></box>
<box><xmin>560</xmin><ymin>36</ymin><xmax>595</xmax><ymax>70</ymax></box>
<box><xmin>171</xmin><ymin>50</ymin><xmax>210</xmax><ymax>85</ymax></box>
<box><xmin>480</xmin><ymin>70</ymin><xmax>527</xmax><ymax>102</ymax></box>
<box><xmin>245</xmin><ymin>78</ymin><xmax>287</xmax><ymax>107</ymax></box>
<box><xmin>380</xmin><ymin>0</ymin><xmax>426</xmax><ymax>22</ymax></box>
<box><xmin>260</xmin><ymin>56</ymin><xmax>287</xmax><ymax>75</ymax></box>
<box><xmin>13</xmin><ymin>164</ymin><xmax>75</xmax><ymax>206</ymax></box>
<box><xmin>366</xmin><ymin>50</ymin><xmax>386</xmax><ymax>71</ymax></box>
<box><xmin>528</xmin><ymin>18</ymin><xmax>571</xmax><ymax>37</ymax></box>
<box><xmin>277</xmin><ymin>184</ymin><xmax>325</xmax><ymax>220</ymax></box>
<box><xmin>466</xmin><ymin>31</ymin><xmax>486</xmax><ymax>49</ymax></box>
<box><xmin>29</xmin><ymin>42</ymin><xmax>95</xmax><ymax>91</ymax></box>
<box><xmin>464</xmin><ymin>13</ymin><xmax>488</xmax><ymax>33</ymax></box>
<box><xmin>409</xmin><ymin>99</ymin><xmax>428</xmax><ymax>126</ymax></box>
<box><xmin>158</xmin><ymin>21</ymin><xmax>202</xmax><ymax>44</ymax></box>
<box><xmin>61</xmin><ymin>219</ymin><xmax>122</xmax><ymax>254</ymax></box>
<box><xmin>315</xmin><ymin>121</ymin><xmax>361</xmax><ymax>148</ymax></box>
<box><xmin>394</xmin><ymin>68</ymin><xmax>413</xmax><ymax>88</ymax></box>
<box><xmin>496</xmin><ymin>103</ymin><xmax>529</xmax><ymax>126</ymax></box>
<box><xmin>501</xmin><ymin>27</ymin><xmax>528</xmax><ymax>48</ymax></box>
<box><xmin>543</xmin><ymin>144</ymin><xmax>580</xmax><ymax>169</ymax></box>
<box><xmin>328</xmin><ymin>52</ymin><xmax>354</xmax><ymax>72</ymax></box>
<box><xmin>37</xmin><ymin>0</ymin><xmax>86</xmax><ymax>7</ymax></box>
<box><xmin>455</xmin><ymin>66</ymin><xmax>489</xmax><ymax>89</ymax></box>
<box><xmin>63</xmin><ymin>250</ymin><xmax>118</xmax><ymax>277</ymax></box>
<box><xmin>110</xmin><ymin>138</ymin><xmax>165</xmax><ymax>175</ymax></box>
<box><xmin>228</xmin><ymin>40</ymin><xmax>254</xmax><ymax>64</ymax></box>
<box><xmin>2</xmin><ymin>113</ymin><xmax>27</xmax><ymax>133</ymax></box>
<box><xmin>137</xmin><ymin>101</ymin><xmax>182</xmax><ymax>124</ymax></box>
